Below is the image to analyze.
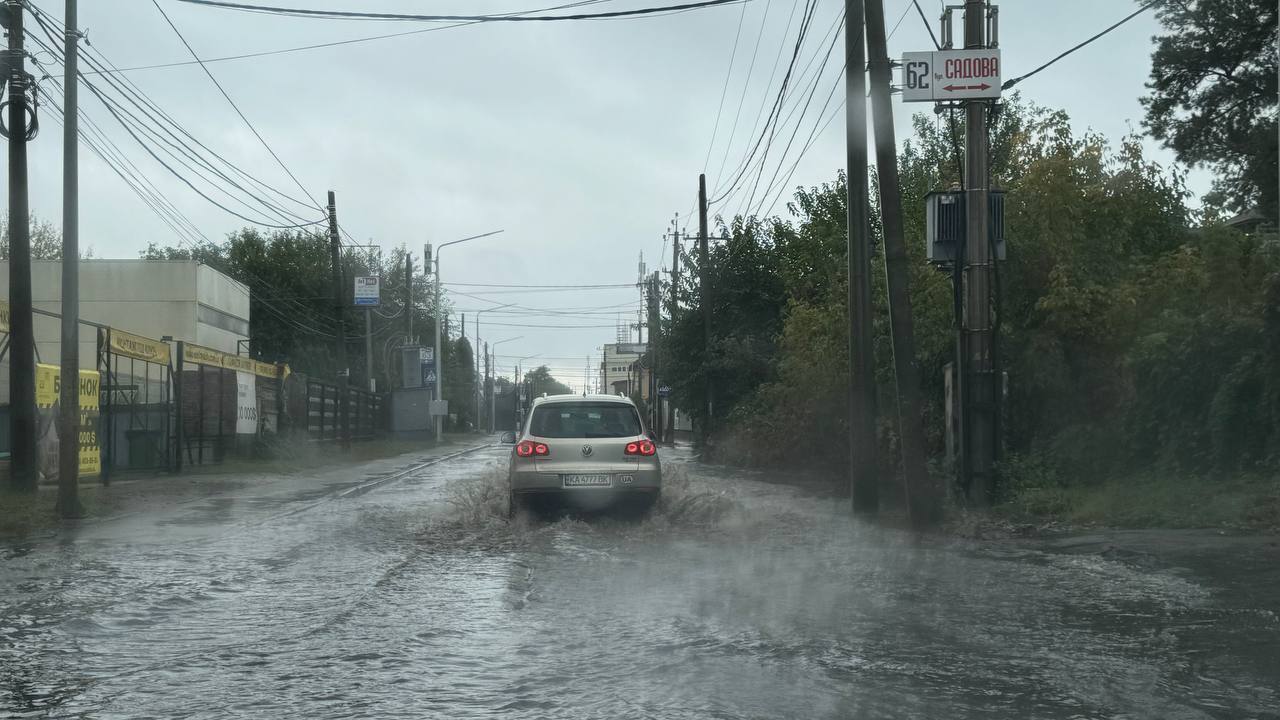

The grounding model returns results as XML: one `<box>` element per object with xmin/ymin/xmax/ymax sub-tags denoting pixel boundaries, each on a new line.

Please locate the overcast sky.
<box><xmin>2</xmin><ymin>0</ymin><xmax>1206</xmax><ymax>391</ymax></box>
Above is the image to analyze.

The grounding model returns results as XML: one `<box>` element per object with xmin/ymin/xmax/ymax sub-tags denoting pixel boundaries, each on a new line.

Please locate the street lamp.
<box><xmin>427</xmin><ymin>229</ymin><xmax>504</xmax><ymax>442</ymax></box>
<box><xmin>514</xmin><ymin>353</ymin><xmax>542</xmax><ymax>429</ymax></box>
<box><xmin>475</xmin><ymin>302</ymin><xmax>515</xmax><ymax>434</ymax></box>
<box><xmin>489</xmin><ymin>335</ymin><xmax>522</xmax><ymax>433</ymax></box>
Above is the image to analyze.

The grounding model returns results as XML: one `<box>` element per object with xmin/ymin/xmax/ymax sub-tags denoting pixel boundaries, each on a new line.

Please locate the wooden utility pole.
<box><xmin>6</xmin><ymin>0</ymin><xmax>36</xmax><ymax>492</ymax></box>
<box><xmin>962</xmin><ymin>0</ymin><xmax>994</xmax><ymax>504</ymax></box>
<box><xmin>697</xmin><ymin>174</ymin><xmax>712</xmax><ymax>446</ymax></box>
<box><xmin>327</xmin><ymin>190</ymin><xmax>349</xmax><ymax>449</ymax></box>
<box><xmin>865</xmin><ymin>0</ymin><xmax>940</xmax><ymax>527</ymax></box>
<box><xmin>845</xmin><ymin>0</ymin><xmax>879</xmax><ymax>515</ymax></box>
<box><xmin>57</xmin><ymin>0</ymin><xmax>83</xmax><ymax>515</ymax></box>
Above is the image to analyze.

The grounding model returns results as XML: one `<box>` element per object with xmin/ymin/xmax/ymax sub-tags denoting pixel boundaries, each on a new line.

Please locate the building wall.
<box><xmin>0</xmin><ymin>260</ymin><xmax>249</xmax><ymax>402</ymax></box>
<box><xmin>599</xmin><ymin>343</ymin><xmax>644</xmax><ymax>397</ymax></box>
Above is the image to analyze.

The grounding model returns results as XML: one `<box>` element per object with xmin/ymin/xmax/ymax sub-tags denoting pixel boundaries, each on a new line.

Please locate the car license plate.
<box><xmin>562</xmin><ymin>474</ymin><xmax>611</xmax><ymax>487</ymax></box>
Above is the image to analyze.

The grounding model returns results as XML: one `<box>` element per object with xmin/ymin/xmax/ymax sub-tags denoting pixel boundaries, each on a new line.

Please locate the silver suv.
<box><xmin>507</xmin><ymin>394</ymin><xmax>661</xmax><ymax>514</ymax></box>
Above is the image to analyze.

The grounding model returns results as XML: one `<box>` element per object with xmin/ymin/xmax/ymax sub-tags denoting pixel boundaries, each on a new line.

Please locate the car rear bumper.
<box><xmin>510</xmin><ymin>467</ymin><xmax>661</xmax><ymax>492</ymax></box>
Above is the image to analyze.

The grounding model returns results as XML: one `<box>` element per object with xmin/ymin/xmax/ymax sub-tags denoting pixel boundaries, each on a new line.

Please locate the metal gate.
<box><xmin>97</xmin><ymin>327</ymin><xmax>174</xmax><ymax>480</ymax></box>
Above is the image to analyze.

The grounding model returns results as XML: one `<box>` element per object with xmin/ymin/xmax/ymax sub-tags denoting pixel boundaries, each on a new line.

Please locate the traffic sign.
<box><xmin>420</xmin><ymin>346</ymin><xmax>434</xmax><ymax>363</ymax></box>
<box><xmin>900</xmin><ymin>49</ymin><xmax>1002</xmax><ymax>102</ymax></box>
<box><xmin>354</xmin><ymin>276</ymin><xmax>380</xmax><ymax>306</ymax></box>
<box><xmin>658</xmin><ymin>385</ymin><xmax>671</xmax><ymax>398</ymax></box>
<box><xmin>422</xmin><ymin>367</ymin><xmax>437</xmax><ymax>385</ymax></box>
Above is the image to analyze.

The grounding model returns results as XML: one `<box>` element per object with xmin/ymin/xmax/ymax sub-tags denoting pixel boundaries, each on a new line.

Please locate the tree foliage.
<box><xmin>659</xmin><ymin>97</ymin><xmax>1280</xmax><ymax>492</ymax></box>
<box><xmin>523</xmin><ymin>365</ymin><xmax>572</xmax><ymax>397</ymax></box>
<box><xmin>1141</xmin><ymin>0</ymin><xmax>1279</xmax><ymax>220</ymax></box>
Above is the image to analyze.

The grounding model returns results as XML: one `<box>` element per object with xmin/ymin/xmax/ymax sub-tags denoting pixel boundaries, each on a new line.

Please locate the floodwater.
<box><xmin>1</xmin><ymin>445</ymin><xmax>1277</xmax><ymax>719</ymax></box>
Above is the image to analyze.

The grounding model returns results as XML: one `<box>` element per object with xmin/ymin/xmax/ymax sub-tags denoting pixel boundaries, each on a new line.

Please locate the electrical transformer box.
<box><xmin>925</xmin><ymin>189</ymin><xmax>1006</xmax><ymax>265</ymax></box>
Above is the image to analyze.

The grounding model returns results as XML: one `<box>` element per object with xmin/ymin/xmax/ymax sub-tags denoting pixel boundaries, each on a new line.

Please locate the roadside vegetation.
<box><xmin>657</xmin><ymin>0</ymin><xmax>1278</xmax><ymax>530</ymax></box>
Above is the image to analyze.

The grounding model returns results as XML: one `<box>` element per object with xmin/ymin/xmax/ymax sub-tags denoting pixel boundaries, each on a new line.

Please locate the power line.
<box><xmin>149</xmin><ymin>0</ymin><xmax>322</xmax><ymax>213</ymax></box>
<box><xmin>174</xmin><ymin>0</ymin><xmax>746</xmax><ymax>22</ymax></box>
<box><xmin>709</xmin><ymin>0</ymin><xmax>817</xmax><ymax>207</ymax></box>
<box><xmin>442</xmin><ymin>281</ymin><xmax>635</xmax><ymax>289</ymax></box>
<box><xmin>711</xmin><ymin>0</ymin><xmax>775</xmax><ymax>193</ymax></box>
<box><xmin>26</xmin><ymin>4</ymin><xmax>322</xmax><ymax>226</ymax></box>
<box><xmin>701</xmin><ymin>0</ymin><xmax>749</xmax><ymax>171</ymax></box>
<box><xmin>1003</xmin><ymin>2</ymin><xmax>1157</xmax><ymax>90</ymax></box>
<box><xmin>912</xmin><ymin>0</ymin><xmax>940</xmax><ymax>50</ymax></box>
<box><xmin>91</xmin><ymin>1</ymin><xmax>618</xmax><ymax>73</ymax></box>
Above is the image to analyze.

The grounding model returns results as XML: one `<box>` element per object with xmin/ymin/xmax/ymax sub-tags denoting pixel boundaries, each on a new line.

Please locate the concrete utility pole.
<box><xmin>484</xmin><ymin>341</ymin><xmax>490</xmax><ymax>431</ymax></box>
<box><xmin>865</xmin><ymin>0</ymin><xmax>939</xmax><ymax>527</ymax></box>
<box><xmin>364</xmin><ymin>304</ymin><xmax>373</xmax><ymax>392</ymax></box>
<box><xmin>697</xmin><ymin>173</ymin><xmax>712</xmax><ymax>446</ymax></box>
<box><xmin>327</xmin><ymin>190</ymin><xmax>349</xmax><ymax>449</ymax></box>
<box><xmin>666</xmin><ymin>222</ymin><xmax>679</xmax><ymax>444</ymax></box>
<box><xmin>647</xmin><ymin>271</ymin><xmax>661</xmax><ymax>436</ymax></box>
<box><xmin>6</xmin><ymin>1</ymin><xmax>36</xmax><ymax>492</ymax></box>
<box><xmin>962</xmin><ymin>0</ymin><xmax>994</xmax><ymax>504</ymax></box>
<box><xmin>845</xmin><ymin>0</ymin><xmax>879</xmax><ymax>515</ymax></box>
<box><xmin>432</xmin><ymin>250</ymin><xmax>442</xmax><ymax>443</ymax></box>
<box><xmin>57</xmin><ymin>0</ymin><xmax>83</xmax><ymax>515</ymax></box>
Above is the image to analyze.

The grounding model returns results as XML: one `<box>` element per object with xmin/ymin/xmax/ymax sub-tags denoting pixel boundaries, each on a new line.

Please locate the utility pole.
<box><xmin>55</xmin><ymin>0</ymin><xmax>83</xmax><ymax>515</ymax></box>
<box><xmin>432</xmin><ymin>248</ymin><xmax>442</xmax><ymax>443</ymax></box>
<box><xmin>404</xmin><ymin>251</ymin><xmax>413</xmax><ymax>342</ymax></box>
<box><xmin>484</xmin><ymin>341</ymin><xmax>491</xmax><ymax>432</ymax></box>
<box><xmin>865</xmin><ymin>0</ymin><xmax>939</xmax><ymax>527</ymax></box>
<box><xmin>6</xmin><ymin>1</ymin><xmax>35</xmax><ymax>492</ymax></box>
<box><xmin>962</xmin><ymin>0</ymin><xmax>994</xmax><ymax>504</ymax></box>
<box><xmin>327</xmin><ymin>190</ymin><xmax>349</xmax><ymax>449</ymax></box>
<box><xmin>845</xmin><ymin>0</ymin><xmax>879</xmax><ymax>515</ymax></box>
<box><xmin>647</xmin><ymin>271</ymin><xmax>661</xmax><ymax>436</ymax></box>
<box><xmin>698</xmin><ymin>173</ymin><xmax>712</xmax><ymax>447</ymax></box>
<box><xmin>364</xmin><ymin>305</ymin><xmax>373</xmax><ymax>391</ymax></box>
<box><xmin>57</xmin><ymin>0</ymin><xmax>83</xmax><ymax>515</ymax></box>
<box><xmin>666</xmin><ymin>222</ymin><xmax>679</xmax><ymax>444</ymax></box>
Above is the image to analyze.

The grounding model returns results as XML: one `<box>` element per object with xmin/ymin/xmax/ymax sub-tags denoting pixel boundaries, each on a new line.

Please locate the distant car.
<box><xmin>506</xmin><ymin>394</ymin><xmax>661</xmax><ymax>515</ymax></box>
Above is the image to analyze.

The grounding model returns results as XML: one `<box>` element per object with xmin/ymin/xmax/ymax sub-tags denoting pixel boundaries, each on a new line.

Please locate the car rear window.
<box><xmin>529</xmin><ymin>403</ymin><xmax>642</xmax><ymax>439</ymax></box>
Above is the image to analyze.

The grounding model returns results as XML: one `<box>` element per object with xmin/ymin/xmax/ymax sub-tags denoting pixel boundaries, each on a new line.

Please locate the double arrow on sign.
<box><xmin>943</xmin><ymin>83</ymin><xmax>992</xmax><ymax>92</ymax></box>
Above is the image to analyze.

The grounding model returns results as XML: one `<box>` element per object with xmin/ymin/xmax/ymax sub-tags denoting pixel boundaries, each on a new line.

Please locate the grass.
<box><xmin>999</xmin><ymin>470</ymin><xmax>1280</xmax><ymax>531</ymax></box>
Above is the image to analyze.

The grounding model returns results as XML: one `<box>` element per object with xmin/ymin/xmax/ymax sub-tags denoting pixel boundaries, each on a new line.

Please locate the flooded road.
<box><xmin>2</xmin><ymin>445</ymin><xmax>1277</xmax><ymax>719</ymax></box>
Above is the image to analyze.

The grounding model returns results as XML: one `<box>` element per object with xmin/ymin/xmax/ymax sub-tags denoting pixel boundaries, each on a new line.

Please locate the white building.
<box><xmin>598</xmin><ymin>342</ymin><xmax>647</xmax><ymax>398</ymax></box>
<box><xmin>1</xmin><ymin>260</ymin><xmax>249</xmax><ymax>401</ymax></box>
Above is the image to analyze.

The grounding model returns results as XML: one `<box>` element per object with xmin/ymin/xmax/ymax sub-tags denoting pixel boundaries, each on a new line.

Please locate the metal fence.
<box><xmin>3</xmin><ymin>303</ymin><xmax>390</xmax><ymax>483</ymax></box>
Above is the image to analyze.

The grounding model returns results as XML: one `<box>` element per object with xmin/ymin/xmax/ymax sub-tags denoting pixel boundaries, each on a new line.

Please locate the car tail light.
<box><xmin>625</xmin><ymin>439</ymin><xmax>656</xmax><ymax>456</ymax></box>
<box><xmin>516</xmin><ymin>440</ymin><xmax>549</xmax><ymax>457</ymax></box>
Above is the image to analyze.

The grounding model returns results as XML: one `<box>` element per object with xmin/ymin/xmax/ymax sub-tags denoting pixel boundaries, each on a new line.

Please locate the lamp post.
<box><xmin>489</xmin><ymin>336</ymin><xmax>522</xmax><ymax>433</ymax></box>
<box><xmin>514</xmin><ymin>353</ymin><xmax>541</xmax><ymax>430</ymax></box>
<box><xmin>475</xmin><ymin>302</ymin><xmax>515</xmax><ymax>433</ymax></box>
<box><xmin>427</xmin><ymin>229</ymin><xmax>504</xmax><ymax>442</ymax></box>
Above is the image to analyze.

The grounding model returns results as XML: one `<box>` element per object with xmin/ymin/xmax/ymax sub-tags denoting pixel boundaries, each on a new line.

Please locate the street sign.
<box><xmin>900</xmin><ymin>49</ymin><xmax>1001</xmax><ymax>102</ymax></box>
<box><xmin>420</xmin><ymin>346</ymin><xmax>434</xmax><ymax>363</ymax></box>
<box><xmin>354</xmin><ymin>276</ymin><xmax>380</xmax><ymax>306</ymax></box>
<box><xmin>658</xmin><ymin>385</ymin><xmax>671</xmax><ymax>398</ymax></box>
<box><xmin>423</xmin><ymin>367</ymin><xmax>438</xmax><ymax>385</ymax></box>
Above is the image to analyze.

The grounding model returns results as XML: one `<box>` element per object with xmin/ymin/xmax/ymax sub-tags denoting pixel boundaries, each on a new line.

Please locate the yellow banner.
<box><xmin>254</xmin><ymin>360</ymin><xmax>278</xmax><ymax>379</ymax></box>
<box><xmin>0</xmin><ymin>299</ymin><xmax>8</xmax><ymax>334</ymax></box>
<box><xmin>35</xmin><ymin>364</ymin><xmax>102</xmax><ymax>477</ymax></box>
<box><xmin>109</xmin><ymin>329</ymin><xmax>171</xmax><ymax>366</ymax></box>
<box><xmin>222</xmin><ymin>354</ymin><xmax>254</xmax><ymax>373</ymax></box>
<box><xmin>182</xmin><ymin>343</ymin><xmax>224</xmax><ymax>367</ymax></box>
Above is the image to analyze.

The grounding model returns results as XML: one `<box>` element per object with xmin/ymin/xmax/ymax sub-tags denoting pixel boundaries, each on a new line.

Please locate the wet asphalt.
<box><xmin>1</xmin><ymin>443</ymin><xmax>1277</xmax><ymax>719</ymax></box>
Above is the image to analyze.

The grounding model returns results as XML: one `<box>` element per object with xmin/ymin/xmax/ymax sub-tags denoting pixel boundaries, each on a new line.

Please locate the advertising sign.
<box><xmin>108</xmin><ymin>328</ymin><xmax>172</xmax><ymax>365</ymax></box>
<box><xmin>34</xmin><ymin>364</ymin><xmax>101</xmax><ymax>480</ymax></box>
<box><xmin>235</xmin><ymin>371</ymin><xmax>258</xmax><ymax>435</ymax></box>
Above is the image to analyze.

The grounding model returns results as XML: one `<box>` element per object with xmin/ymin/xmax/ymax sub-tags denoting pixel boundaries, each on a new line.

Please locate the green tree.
<box><xmin>1141</xmin><ymin>0</ymin><xmax>1278</xmax><ymax>221</ymax></box>
<box><xmin>0</xmin><ymin>214</ymin><xmax>71</xmax><ymax>259</ymax></box>
<box><xmin>523</xmin><ymin>365</ymin><xmax>572</xmax><ymax>397</ymax></box>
